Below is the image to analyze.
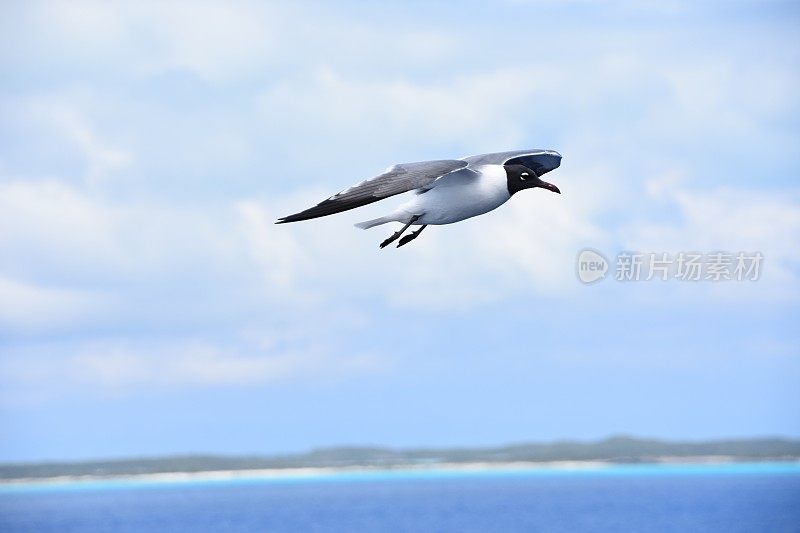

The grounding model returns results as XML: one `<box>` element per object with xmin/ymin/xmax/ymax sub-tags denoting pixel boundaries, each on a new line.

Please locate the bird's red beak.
<box><xmin>540</xmin><ymin>181</ymin><xmax>561</xmax><ymax>194</ymax></box>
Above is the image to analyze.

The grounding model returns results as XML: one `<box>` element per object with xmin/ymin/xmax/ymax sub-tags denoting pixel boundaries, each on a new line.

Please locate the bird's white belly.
<box><xmin>397</xmin><ymin>167</ymin><xmax>511</xmax><ymax>225</ymax></box>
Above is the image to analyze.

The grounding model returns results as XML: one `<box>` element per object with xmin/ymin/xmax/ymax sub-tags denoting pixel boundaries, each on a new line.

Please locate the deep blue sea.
<box><xmin>1</xmin><ymin>463</ymin><xmax>799</xmax><ymax>532</ymax></box>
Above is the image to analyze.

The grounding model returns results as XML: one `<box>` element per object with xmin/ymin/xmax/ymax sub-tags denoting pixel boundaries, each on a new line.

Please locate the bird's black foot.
<box><xmin>380</xmin><ymin>232</ymin><xmax>401</xmax><ymax>249</ymax></box>
<box><xmin>378</xmin><ymin>215</ymin><xmax>421</xmax><ymax>249</ymax></box>
<box><xmin>396</xmin><ymin>234</ymin><xmax>415</xmax><ymax>247</ymax></box>
<box><xmin>397</xmin><ymin>225</ymin><xmax>427</xmax><ymax>248</ymax></box>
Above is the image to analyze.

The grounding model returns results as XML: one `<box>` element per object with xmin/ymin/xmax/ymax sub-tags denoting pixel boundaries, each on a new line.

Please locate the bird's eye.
<box><xmin>520</xmin><ymin>172</ymin><xmax>529</xmax><ymax>180</ymax></box>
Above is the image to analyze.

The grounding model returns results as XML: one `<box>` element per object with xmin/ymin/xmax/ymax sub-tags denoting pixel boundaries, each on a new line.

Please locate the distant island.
<box><xmin>2</xmin><ymin>436</ymin><xmax>799</xmax><ymax>483</ymax></box>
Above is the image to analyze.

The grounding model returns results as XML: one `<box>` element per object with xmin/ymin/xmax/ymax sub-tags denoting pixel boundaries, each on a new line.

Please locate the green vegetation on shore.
<box><xmin>2</xmin><ymin>436</ymin><xmax>799</xmax><ymax>481</ymax></box>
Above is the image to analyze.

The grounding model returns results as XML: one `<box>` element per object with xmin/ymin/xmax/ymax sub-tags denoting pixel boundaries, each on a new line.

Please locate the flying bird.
<box><xmin>276</xmin><ymin>149</ymin><xmax>562</xmax><ymax>248</ymax></box>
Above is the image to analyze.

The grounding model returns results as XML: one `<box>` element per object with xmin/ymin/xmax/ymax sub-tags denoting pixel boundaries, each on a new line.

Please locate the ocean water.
<box><xmin>1</xmin><ymin>463</ymin><xmax>799</xmax><ymax>532</ymax></box>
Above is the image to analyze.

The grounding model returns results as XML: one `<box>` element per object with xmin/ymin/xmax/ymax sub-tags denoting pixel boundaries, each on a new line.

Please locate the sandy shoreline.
<box><xmin>3</xmin><ymin>457</ymin><xmax>798</xmax><ymax>488</ymax></box>
<box><xmin>0</xmin><ymin>461</ymin><xmax>605</xmax><ymax>488</ymax></box>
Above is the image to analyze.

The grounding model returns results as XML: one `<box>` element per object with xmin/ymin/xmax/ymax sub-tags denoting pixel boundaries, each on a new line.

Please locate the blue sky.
<box><xmin>1</xmin><ymin>0</ymin><xmax>799</xmax><ymax>462</ymax></box>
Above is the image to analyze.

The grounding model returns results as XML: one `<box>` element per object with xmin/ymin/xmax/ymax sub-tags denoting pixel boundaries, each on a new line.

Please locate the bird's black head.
<box><xmin>504</xmin><ymin>164</ymin><xmax>561</xmax><ymax>196</ymax></box>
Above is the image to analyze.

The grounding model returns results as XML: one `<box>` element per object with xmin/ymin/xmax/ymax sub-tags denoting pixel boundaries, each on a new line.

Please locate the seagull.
<box><xmin>276</xmin><ymin>149</ymin><xmax>562</xmax><ymax>248</ymax></box>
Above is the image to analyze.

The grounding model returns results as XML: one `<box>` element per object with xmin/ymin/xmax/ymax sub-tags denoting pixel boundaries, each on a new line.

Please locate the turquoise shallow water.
<box><xmin>1</xmin><ymin>462</ymin><xmax>799</xmax><ymax>532</ymax></box>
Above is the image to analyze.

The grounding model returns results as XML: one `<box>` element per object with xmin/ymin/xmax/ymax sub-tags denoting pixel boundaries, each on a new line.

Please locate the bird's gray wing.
<box><xmin>461</xmin><ymin>149</ymin><xmax>560</xmax><ymax>170</ymax></box>
<box><xmin>276</xmin><ymin>159</ymin><xmax>468</xmax><ymax>223</ymax></box>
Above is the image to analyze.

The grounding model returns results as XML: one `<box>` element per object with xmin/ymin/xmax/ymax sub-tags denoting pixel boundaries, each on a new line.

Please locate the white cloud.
<box><xmin>258</xmin><ymin>67</ymin><xmax>536</xmax><ymax>151</ymax></box>
<box><xmin>16</xmin><ymin>1</ymin><xmax>459</xmax><ymax>84</ymax></box>
<box><xmin>28</xmin><ymin>99</ymin><xmax>132</xmax><ymax>184</ymax></box>
<box><xmin>0</xmin><ymin>338</ymin><xmax>389</xmax><ymax>404</ymax></box>
<box><xmin>622</xmin><ymin>182</ymin><xmax>800</xmax><ymax>300</ymax></box>
<box><xmin>0</xmin><ymin>179</ymin><xmax>122</xmax><ymax>277</ymax></box>
<box><xmin>140</xmin><ymin>3</ymin><xmax>276</xmax><ymax>82</ymax></box>
<box><xmin>0</xmin><ymin>276</ymin><xmax>110</xmax><ymax>332</ymax></box>
<box><xmin>0</xmin><ymin>179</ymin><xmax>232</xmax><ymax>283</ymax></box>
<box><xmin>23</xmin><ymin>1</ymin><xmax>276</xmax><ymax>82</ymax></box>
<box><xmin>236</xmin><ymin>199</ymin><xmax>313</xmax><ymax>300</ymax></box>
